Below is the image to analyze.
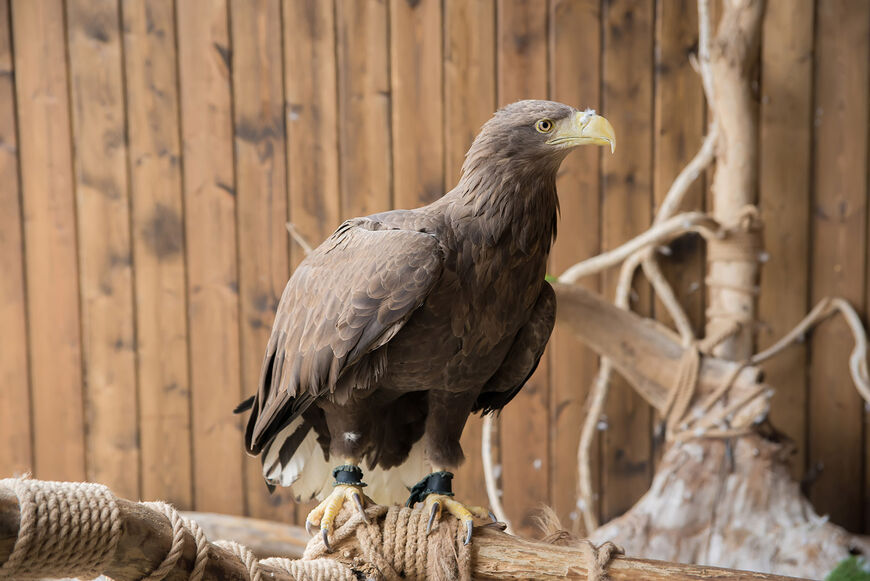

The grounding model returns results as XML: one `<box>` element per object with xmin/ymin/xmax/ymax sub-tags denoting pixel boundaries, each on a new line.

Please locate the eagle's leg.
<box><xmin>407</xmin><ymin>391</ymin><xmax>496</xmax><ymax>544</ymax></box>
<box><xmin>304</xmin><ymin>461</ymin><xmax>370</xmax><ymax>551</ymax></box>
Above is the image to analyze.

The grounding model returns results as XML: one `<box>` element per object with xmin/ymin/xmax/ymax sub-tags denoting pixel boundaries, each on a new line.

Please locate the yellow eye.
<box><xmin>535</xmin><ymin>119</ymin><xmax>554</xmax><ymax>133</ymax></box>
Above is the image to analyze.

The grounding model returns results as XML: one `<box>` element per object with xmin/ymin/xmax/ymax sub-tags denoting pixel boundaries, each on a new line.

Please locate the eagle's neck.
<box><xmin>448</xmin><ymin>161</ymin><xmax>560</xmax><ymax>256</ymax></box>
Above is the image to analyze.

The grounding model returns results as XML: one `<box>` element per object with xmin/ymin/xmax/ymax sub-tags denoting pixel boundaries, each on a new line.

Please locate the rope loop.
<box><xmin>141</xmin><ymin>502</ymin><xmax>209</xmax><ymax>581</ymax></box>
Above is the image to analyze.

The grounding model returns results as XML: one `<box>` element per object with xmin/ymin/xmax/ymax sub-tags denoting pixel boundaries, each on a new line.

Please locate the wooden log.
<box><xmin>0</xmin><ymin>486</ymin><xmax>810</xmax><ymax>581</ymax></box>
<box><xmin>179</xmin><ymin>511</ymin><xmax>307</xmax><ymax>559</ymax></box>
<box><xmin>552</xmin><ymin>282</ymin><xmax>767</xmax><ymax>425</ymax></box>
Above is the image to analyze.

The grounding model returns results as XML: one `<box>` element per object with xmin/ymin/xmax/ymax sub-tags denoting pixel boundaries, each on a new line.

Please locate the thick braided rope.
<box><xmin>141</xmin><ymin>502</ymin><xmax>209</xmax><ymax>581</ymax></box>
<box><xmin>262</xmin><ymin>557</ymin><xmax>356</xmax><ymax>581</ymax></box>
<box><xmin>0</xmin><ymin>478</ymin><xmax>122</xmax><ymax>580</ymax></box>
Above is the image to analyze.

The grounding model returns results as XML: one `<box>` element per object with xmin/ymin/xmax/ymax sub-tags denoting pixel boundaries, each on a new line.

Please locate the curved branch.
<box><xmin>558</xmin><ymin>213</ymin><xmax>721</xmax><ymax>284</ymax></box>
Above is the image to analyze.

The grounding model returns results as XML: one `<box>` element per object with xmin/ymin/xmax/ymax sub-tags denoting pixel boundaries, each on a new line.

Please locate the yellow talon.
<box><xmin>305</xmin><ymin>484</ymin><xmax>370</xmax><ymax>551</ymax></box>
<box><xmin>422</xmin><ymin>494</ymin><xmax>480</xmax><ymax>544</ymax></box>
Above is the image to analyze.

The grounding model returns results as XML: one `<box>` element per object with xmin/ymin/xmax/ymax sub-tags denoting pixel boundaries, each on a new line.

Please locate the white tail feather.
<box><xmin>264</xmin><ymin>422</ymin><xmax>430</xmax><ymax>505</ymax></box>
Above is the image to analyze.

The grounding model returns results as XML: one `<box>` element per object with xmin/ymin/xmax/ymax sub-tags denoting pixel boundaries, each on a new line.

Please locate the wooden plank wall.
<box><xmin>1</xmin><ymin>0</ymin><xmax>869</xmax><ymax>537</ymax></box>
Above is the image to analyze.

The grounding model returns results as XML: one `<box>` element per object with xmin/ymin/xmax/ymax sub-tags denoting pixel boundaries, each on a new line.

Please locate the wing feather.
<box><xmin>244</xmin><ymin>219</ymin><xmax>444</xmax><ymax>454</ymax></box>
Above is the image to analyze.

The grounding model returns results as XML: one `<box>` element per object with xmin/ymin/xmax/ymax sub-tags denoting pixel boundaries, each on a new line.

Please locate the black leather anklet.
<box><xmin>406</xmin><ymin>470</ymin><xmax>454</xmax><ymax>506</ymax></box>
<box><xmin>332</xmin><ymin>464</ymin><xmax>366</xmax><ymax>487</ymax></box>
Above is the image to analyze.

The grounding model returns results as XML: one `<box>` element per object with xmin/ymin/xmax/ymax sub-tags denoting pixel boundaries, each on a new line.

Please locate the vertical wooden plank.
<box><xmin>335</xmin><ymin>0</ymin><xmax>392</xmax><ymax>219</ymax></box>
<box><xmin>757</xmin><ymin>0</ymin><xmax>814</xmax><ymax>482</ymax></box>
<box><xmin>0</xmin><ymin>0</ymin><xmax>32</xmax><ymax>477</ymax></box>
<box><xmin>66</xmin><ymin>0</ymin><xmax>139</xmax><ymax>500</ymax></box>
<box><xmin>176</xmin><ymin>0</ymin><xmax>244</xmax><ymax>514</ymax></box>
<box><xmin>122</xmin><ymin>0</ymin><xmax>193</xmax><ymax>508</ymax></box>
<box><xmin>284</xmin><ymin>0</ymin><xmax>343</xmax><ymax>525</ymax></box>
<box><xmin>549</xmin><ymin>0</ymin><xmax>602</xmax><ymax>532</ymax></box>
<box><xmin>230</xmin><ymin>0</ymin><xmax>295</xmax><ymax>523</ymax></box>
<box><xmin>390</xmin><ymin>0</ymin><xmax>443</xmax><ymax>209</ymax></box>
<box><xmin>652</xmin><ymin>0</ymin><xmax>704</xmax><ymax>337</ymax></box>
<box><xmin>497</xmin><ymin>0</ymin><xmax>549</xmax><ymax>536</ymax></box>
<box><xmin>651</xmin><ymin>0</ymin><xmax>705</xmax><ymax>470</ymax></box>
<box><xmin>283</xmin><ymin>0</ymin><xmax>340</xmax><ymax>270</ymax></box>
<box><xmin>444</xmin><ymin>0</ymin><xmax>496</xmax><ymax>511</ymax></box>
<box><xmin>12</xmin><ymin>0</ymin><xmax>86</xmax><ymax>482</ymax></box>
<box><xmin>808</xmin><ymin>0</ymin><xmax>868</xmax><ymax>532</ymax></box>
<box><xmin>600</xmin><ymin>0</ymin><xmax>654</xmax><ymax>523</ymax></box>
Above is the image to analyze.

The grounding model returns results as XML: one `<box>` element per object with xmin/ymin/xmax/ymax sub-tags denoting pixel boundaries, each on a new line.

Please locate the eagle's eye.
<box><xmin>535</xmin><ymin>119</ymin><xmax>554</xmax><ymax>134</ymax></box>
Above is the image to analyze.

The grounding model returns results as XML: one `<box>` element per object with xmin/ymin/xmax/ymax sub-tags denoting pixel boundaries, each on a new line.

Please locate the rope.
<box><xmin>302</xmin><ymin>504</ymin><xmax>472</xmax><ymax>581</ymax></box>
<box><xmin>261</xmin><ymin>558</ymin><xmax>356</xmax><ymax>581</ymax></box>
<box><xmin>661</xmin><ymin>320</ymin><xmax>772</xmax><ymax>442</ymax></box>
<box><xmin>578</xmin><ymin>540</ymin><xmax>623</xmax><ymax>581</ymax></box>
<box><xmin>142</xmin><ymin>502</ymin><xmax>210</xmax><ymax>581</ymax></box>
<box><xmin>0</xmin><ymin>477</ymin><xmax>122</xmax><ymax>580</ymax></box>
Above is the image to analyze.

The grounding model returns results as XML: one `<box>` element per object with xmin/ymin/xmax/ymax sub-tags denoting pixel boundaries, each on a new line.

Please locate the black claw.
<box><xmin>353</xmin><ymin>492</ymin><xmax>369</xmax><ymax>524</ymax></box>
<box><xmin>488</xmin><ymin>511</ymin><xmax>497</xmax><ymax>523</ymax></box>
<box><xmin>426</xmin><ymin>502</ymin><xmax>439</xmax><ymax>535</ymax></box>
<box><xmin>464</xmin><ymin>521</ymin><xmax>473</xmax><ymax>545</ymax></box>
<box><xmin>322</xmin><ymin>527</ymin><xmax>332</xmax><ymax>552</ymax></box>
<box><xmin>305</xmin><ymin>520</ymin><xmax>315</xmax><ymax>536</ymax></box>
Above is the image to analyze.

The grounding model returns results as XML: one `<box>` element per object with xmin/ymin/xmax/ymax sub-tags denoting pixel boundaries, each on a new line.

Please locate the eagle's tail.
<box><xmin>261</xmin><ymin>420</ymin><xmax>428</xmax><ymax>505</ymax></box>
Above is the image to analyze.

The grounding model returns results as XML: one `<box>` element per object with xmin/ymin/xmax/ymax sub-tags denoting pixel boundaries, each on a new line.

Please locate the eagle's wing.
<box><xmin>472</xmin><ymin>282</ymin><xmax>556</xmax><ymax>414</ymax></box>
<box><xmin>244</xmin><ymin>218</ymin><xmax>444</xmax><ymax>454</ymax></box>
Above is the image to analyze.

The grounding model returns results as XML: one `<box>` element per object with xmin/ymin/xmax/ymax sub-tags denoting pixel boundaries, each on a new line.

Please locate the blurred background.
<box><xmin>0</xmin><ymin>0</ymin><xmax>867</xmax><ymax>539</ymax></box>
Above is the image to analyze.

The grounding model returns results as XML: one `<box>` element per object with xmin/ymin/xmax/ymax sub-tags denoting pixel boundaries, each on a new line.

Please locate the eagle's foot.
<box><xmin>422</xmin><ymin>494</ymin><xmax>493</xmax><ymax>545</ymax></box>
<box><xmin>407</xmin><ymin>470</ymin><xmax>496</xmax><ymax>545</ymax></box>
<box><xmin>305</xmin><ymin>465</ymin><xmax>371</xmax><ymax>552</ymax></box>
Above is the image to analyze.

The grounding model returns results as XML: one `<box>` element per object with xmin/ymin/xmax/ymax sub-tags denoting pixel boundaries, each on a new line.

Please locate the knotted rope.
<box><xmin>0</xmin><ymin>477</ymin><xmax>122</xmax><ymax>580</ymax></box>
<box><xmin>578</xmin><ymin>540</ymin><xmax>623</xmax><ymax>581</ymax></box>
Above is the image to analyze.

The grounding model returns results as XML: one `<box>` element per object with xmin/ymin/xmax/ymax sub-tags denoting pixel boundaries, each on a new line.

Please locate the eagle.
<box><xmin>237</xmin><ymin>100</ymin><xmax>614</xmax><ymax>547</ymax></box>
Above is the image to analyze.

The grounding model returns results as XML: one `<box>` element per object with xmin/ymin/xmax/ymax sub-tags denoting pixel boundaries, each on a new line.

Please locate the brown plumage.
<box><xmin>238</xmin><ymin>100</ymin><xmax>614</xmax><ymax>504</ymax></box>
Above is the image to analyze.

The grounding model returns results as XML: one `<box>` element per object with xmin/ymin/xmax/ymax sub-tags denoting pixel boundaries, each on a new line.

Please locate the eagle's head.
<box><xmin>461</xmin><ymin>100</ymin><xmax>615</xmax><ymax>179</ymax></box>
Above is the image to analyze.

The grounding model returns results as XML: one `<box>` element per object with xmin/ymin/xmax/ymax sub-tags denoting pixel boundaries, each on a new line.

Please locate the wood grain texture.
<box><xmin>122</xmin><ymin>0</ymin><xmax>193</xmax><ymax>508</ymax></box>
<box><xmin>390</xmin><ymin>0</ymin><xmax>443</xmax><ymax>209</ymax></box>
<box><xmin>444</xmin><ymin>0</ymin><xmax>496</xmax><ymax>510</ymax></box>
<box><xmin>176</xmin><ymin>0</ymin><xmax>244</xmax><ymax>514</ymax></box>
<box><xmin>757</xmin><ymin>0</ymin><xmax>814</xmax><ymax>482</ymax></box>
<box><xmin>652</xmin><ymin>0</ymin><xmax>705</xmax><ymax>335</ymax></box>
<box><xmin>600</xmin><ymin>0</ymin><xmax>654</xmax><ymax>523</ymax></box>
<box><xmin>0</xmin><ymin>0</ymin><xmax>31</xmax><ymax>478</ymax></box>
<box><xmin>283</xmin><ymin>0</ymin><xmax>341</xmax><ymax>269</ymax></box>
<box><xmin>335</xmin><ymin>0</ymin><xmax>392</xmax><ymax>219</ymax></box>
<box><xmin>497</xmin><ymin>0</ymin><xmax>550</xmax><ymax>536</ymax></box>
<box><xmin>549</xmin><ymin>0</ymin><xmax>602</xmax><ymax>532</ymax></box>
<box><xmin>66</xmin><ymin>0</ymin><xmax>139</xmax><ymax>500</ymax></box>
<box><xmin>808</xmin><ymin>0</ymin><xmax>868</xmax><ymax>532</ymax></box>
<box><xmin>229</xmin><ymin>0</ymin><xmax>295</xmax><ymax>523</ymax></box>
<box><xmin>11</xmin><ymin>0</ymin><xmax>86</xmax><ymax>482</ymax></box>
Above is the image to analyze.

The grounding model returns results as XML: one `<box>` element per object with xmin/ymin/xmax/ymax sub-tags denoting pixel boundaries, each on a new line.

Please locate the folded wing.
<box><xmin>244</xmin><ymin>219</ymin><xmax>445</xmax><ymax>454</ymax></box>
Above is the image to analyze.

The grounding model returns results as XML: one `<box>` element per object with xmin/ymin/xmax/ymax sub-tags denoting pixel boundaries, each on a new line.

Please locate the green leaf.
<box><xmin>826</xmin><ymin>556</ymin><xmax>870</xmax><ymax>581</ymax></box>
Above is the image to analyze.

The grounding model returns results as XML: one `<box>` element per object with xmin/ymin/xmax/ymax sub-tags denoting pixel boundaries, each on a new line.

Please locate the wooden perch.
<box><xmin>0</xmin><ymin>485</ymin><xmax>810</xmax><ymax>581</ymax></box>
<box><xmin>551</xmin><ymin>281</ymin><xmax>768</xmax><ymax>425</ymax></box>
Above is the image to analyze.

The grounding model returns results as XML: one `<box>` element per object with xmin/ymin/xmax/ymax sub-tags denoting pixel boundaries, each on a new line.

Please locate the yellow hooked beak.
<box><xmin>547</xmin><ymin>111</ymin><xmax>616</xmax><ymax>153</ymax></box>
